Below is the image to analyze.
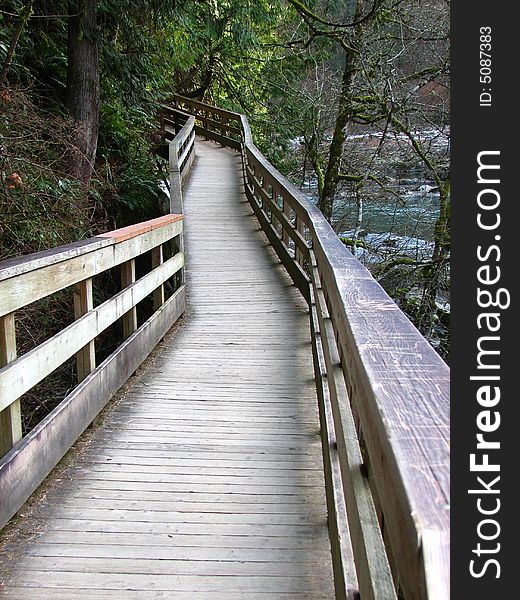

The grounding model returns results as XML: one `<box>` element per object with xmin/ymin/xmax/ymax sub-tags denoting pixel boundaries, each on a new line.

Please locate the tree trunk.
<box><xmin>417</xmin><ymin>182</ymin><xmax>450</xmax><ymax>334</ymax></box>
<box><xmin>319</xmin><ymin>43</ymin><xmax>358</xmax><ymax>223</ymax></box>
<box><xmin>66</xmin><ymin>0</ymin><xmax>99</xmax><ymax>188</ymax></box>
<box><xmin>306</xmin><ymin>116</ymin><xmax>325</xmax><ymax>198</ymax></box>
<box><xmin>352</xmin><ymin>188</ymin><xmax>363</xmax><ymax>256</ymax></box>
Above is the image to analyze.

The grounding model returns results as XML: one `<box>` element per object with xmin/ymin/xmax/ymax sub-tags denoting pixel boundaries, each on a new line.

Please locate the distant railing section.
<box><xmin>161</xmin><ymin>110</ymin><xmax>196</xmax><ymax>213</ymax></box>
<box><xmin>169</xmin><ymin>96</ymin><xmax>242</xmax><ymax>151</ymax></box>
<box><xmin>164</xmin><ymin>95</ymin><xmax>450</xmax><ymax>600</ymax></box>
<box><xmin>0</xmin><ymin>215</ymin><xmax>186</xmax><ymax>530</ymax></box>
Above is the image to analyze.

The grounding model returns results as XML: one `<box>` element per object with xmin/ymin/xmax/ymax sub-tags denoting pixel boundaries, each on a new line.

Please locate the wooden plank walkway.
<box><xmin>0</xmin><ymin>140</ymin><xmax>335</xmax><ymax>599</ymax></box>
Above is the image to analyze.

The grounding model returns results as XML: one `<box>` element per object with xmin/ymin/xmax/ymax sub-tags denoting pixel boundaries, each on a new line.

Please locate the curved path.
<box><xmin>0</xmin><ymin>141</ymin><xmax>335</xmax><ymax>599</ymax></box>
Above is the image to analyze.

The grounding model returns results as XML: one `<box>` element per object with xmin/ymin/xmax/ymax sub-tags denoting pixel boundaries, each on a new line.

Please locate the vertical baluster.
<box><xmin>282</xmin><ymin>193</ymin><xmax>291</xmax><ymax>247</ymax></box>
<box><xmin>272</xmin><ymin>185</ymin><xmax>282</xmax><ymax>239</ymax></box>
<box><xmin>73</xmin><ymin>278</ymin><xmax>96</xmax><ymax>382</ymax></box>
<box><xmin>222</xmin><ymin>116</ymin><xmax>228</xmax><ymax>140</ymax></box>
<box><xmin>169</xmin><ymin>139</ymin><xmax>183</xmax><ymax>214</ymax></box>
<box><xmin>151</xmin><ymin>244</ymin><xmax>165</xmax><ymax>310</ymax></box>
<box><xmin>268</xmin><ymin>184</ymin><xmax>277</xmax><ymax>231</ymax></box>
<box><xmin>295</xmin><ymin>214</ymin><xmax>304</xmax><ymax>265</ymax></box>
<box><xmin>0</xmin><ymin>313</ymin><xmax>21</xmax><ymax>456</ymax></box>
<box><xmin>252</xmin><ymin>166</ymin><xmax>259</xmax><ymax>207</ymax></box>
<box><xmin>121</xmin><ymin>259</ymin><xmax>137</xmax><ymax>338</ymax></box>
<box><xmin>259</xmin><ymin>173</ymin><xmax>265</xmax><ymax>210</ymax></box>
<box><xmin>175</xmin><ymin>233</ymin><xmax>185</xmax><ymax>287</ymax></box>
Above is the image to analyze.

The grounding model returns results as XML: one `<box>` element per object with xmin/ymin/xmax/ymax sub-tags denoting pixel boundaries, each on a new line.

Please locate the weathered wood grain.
<box><xmin>0</xmin><ymin>286</ymin><xmax>186</xmax><ymax>532</ymax></box>
<box><xmin>0</xmin><ymin>238</ymin><xmax>111</xmax><ymax>282</ymax></box>
<box><xmin>97</xmin><ymin>215</ymin><xmax>182</xmax><ymax>243</ymax></box>
<box><xmin>73</xmin><ymin>279</ymin><xmax>96</xmax><ymax>383</ymax></box>
<box><xmin>151</xmin><ymin>245</ymin><xmax>165</xmax><ymax>310</ymax></box>
<box><xmin>0</xmin><ymin>89</ymin><xmax>450</xmax><ymax>598</ymax></box>
<box><xmin>0</xmin><ymin>253</ymin><xmax>184</xmax><ymax>413</ymax></box>
<box><xmin>308</xmin><ymin>285</ymin><xmax>359</xmax><ymax>600</ymax></box>
<box><xmin>0</xmin><ymin>590</ymin><xmax>329</xmax><ymax>600</ymax></box>
<box><xmin>182</xmin><ymin>94</ymin><xmax>450</xmax><ymax>600</ymax></box>
<box><xmin>0</xmin><ymin>314</ymin><xmax>20</xmax><ymax>457</ymax></box>
<box><xmin>0</xmin><ymin>140</ymin><xmax>334</xmax><ymax>599</ymax></box>
<box><xmin>310</xmin><ymin>253</ymin><xmax>396</xmax><ymax>600</ymax></box>
<box><xmin>0</xmin><ymin>218</ymin><xmax>183</xmax><ymax>317</ymax></box>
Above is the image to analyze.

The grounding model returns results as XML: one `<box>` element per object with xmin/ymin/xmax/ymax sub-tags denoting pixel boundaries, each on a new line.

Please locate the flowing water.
<box><xmin>300</xmin><ymin>128</ymin><xmax>449</xmax><ymax>264</ymax></box>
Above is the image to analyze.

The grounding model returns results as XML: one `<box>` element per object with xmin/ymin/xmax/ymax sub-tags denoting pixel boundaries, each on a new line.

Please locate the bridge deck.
<box><xmin>0</xmin><ymin>141</ymin><xmax>335</xmax><ymax>598</ymax></box>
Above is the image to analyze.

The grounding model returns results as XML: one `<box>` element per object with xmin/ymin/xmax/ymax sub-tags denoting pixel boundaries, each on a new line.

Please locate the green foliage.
<box><xmin>113</xmin><ymin>156</ymin><xmax>164</xmax><ymax>223</ymax></box>
<box><xmin>96</xmin><ymin>97</ymin><xmax>163</xmax><ymax>223</ymax></box>
<box><xmin>29</xmin><ymin>31</ymin><xmax>68</xmax><ymax>92</ymax></box>
<box><xmin>339</xmin><ymin>236</ymin><xmax>366</xmax><ymax>248</ymax></box>
<box><xmin>98</xmin><ymin>99</ymin><xmax>152</xmax><ymax>158</ymax></box>
<box><xmin>170</xmin><ymin>0</ymin><xmax>281</xmax><ymax>107</ymax></box>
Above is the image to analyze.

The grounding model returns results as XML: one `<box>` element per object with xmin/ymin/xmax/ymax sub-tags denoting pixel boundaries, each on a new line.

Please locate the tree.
<box><xmin>66</xmin><ymin>0</ymin><xmax>99</xmax><ymax>187</ymax></box>
<box><xmin>347</xmin><ymin>0</ymin><xmax>450</xmax><ymax>337</ymax></box>
<box><xmin>156</xmin><ymin>0</ymin><xmax>281</xmax><ymax>116</ymax></box>
<box><xmin>286</xmin><ymin>0</ymin><xmax>384</xmax><ymax>222</ymax></box>
<box><xmin>267</xmin><ymin>0</ymin><xmax>450</xmax><ymax>353</ymax></box>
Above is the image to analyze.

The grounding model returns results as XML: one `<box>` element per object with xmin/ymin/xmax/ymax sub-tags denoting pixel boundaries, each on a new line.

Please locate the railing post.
<box><xmin>121</xmin><ymin>259</ymin><xmax>137</xmax><ymax>338</ymax></box>
<box><xmin>282</xmin><ymin>193</ymin><xmax>291</xmax><ymax>247</ymax></box>
<box><xmin>151</xmin><ymin>245</ymin><xmax>165</xmax><ymax>310</ymax></box>
<box><xmin>187</xmin><ymin>130</ymin><xmax>196</xmax><ymax>174</ymax></box>
<box><xmin>169</xmin><ymin>141</ymin><xmax>183</xmax><ymax>214</ymax></box>
<box><xmin>73</xmin><ymin>278</ymin><xmax>96</xmax><ymax>382</ymax></box>
<box><xmin>0</xmin><ymin>313</ymin><xmax>21</xmax><ymax>456</ymax></box>
<box><xmin>222</xmin><ymin>116</ymin><xmax>228</xmax><ymax>140</ymax></box>
<box><xmin>295</xmin><ymin>215</ymin><xmax>304</xmax><ymax>265</ymax></box>
<box><xmin>160</xmin><ymin>110</ymin><xmax>165</xmax><ymax>143</ymax></box>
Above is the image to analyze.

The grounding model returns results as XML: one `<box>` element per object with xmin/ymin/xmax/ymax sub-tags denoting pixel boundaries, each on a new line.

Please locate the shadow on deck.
<box><xmin>0</xmin><ymin>140</ymin><xmax>335</xmax><ymax>599</ymax></box>
<box><xmin>0</xmin><ymin>96</ymin><xmax>450</xmax><ymax>600</ymax></box>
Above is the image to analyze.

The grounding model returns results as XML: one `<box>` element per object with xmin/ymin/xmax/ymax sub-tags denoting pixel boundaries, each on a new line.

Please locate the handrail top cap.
<box><xmin>0</xmin><ymin>214</ymin><xmax>183</xmax><ymax>282</ymax></box>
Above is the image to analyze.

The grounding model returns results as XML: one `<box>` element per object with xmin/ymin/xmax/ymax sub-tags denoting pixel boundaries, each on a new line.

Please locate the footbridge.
<box><xmin>0</xmin><ymin>96</ymin><xmax>449</xmax><ymax>599</ymax></box>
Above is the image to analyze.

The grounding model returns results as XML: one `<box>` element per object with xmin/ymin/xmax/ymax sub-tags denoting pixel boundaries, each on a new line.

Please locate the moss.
<box><xmin>339</xmin><ymin>236</ymin><xmax>366</xmax><ymax>248</ymax></box>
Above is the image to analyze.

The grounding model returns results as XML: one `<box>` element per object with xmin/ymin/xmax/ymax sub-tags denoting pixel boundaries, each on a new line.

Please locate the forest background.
<box><xmin>0</xmin><ymin>0</ymin><xmax>449</xmax><ymax>431</ymax></box>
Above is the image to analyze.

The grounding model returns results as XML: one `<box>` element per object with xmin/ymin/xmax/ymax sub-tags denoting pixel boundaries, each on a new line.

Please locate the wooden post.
<box><xmin>169</xmin><ymin>141</ymin><xmax>183</xmax><ymax>214</ymax></box>
<box><xmin>73</xmin><ymin>279</ymin><xmax>96</xmax><ymax>382</ymax></box>
<box><xmin>0</xmin><ymin>313</ymin><xmax>21</xmax><ymax>456</ymax></box>
<box><xmin>282</xmin><ymin>193</ymin><xmax>291</xmax><ymax>247</ymax></box>
<box><xmin>202</xmin><ymin>110</ymin><xmax>209</xmax><ymax>140</ymax></box>
<box><xmin>295</xmin><ymin>215</ymin><xmax>304</xmax><ymax>265</ymax></box>
<box><xmin>186</xmin><ymin>131</ymin><xmax>196</xmax><ymax>175</ymax></box>
<box><xmin>271</xmin><ymin>185</ymin><xmax>281</xmax><ymax>236</ymax></box>
<box><xmin>121</xmin><ymin>259</ymin><xmax>137</xmax><ymax>338</ymax></box>
<box><xmin>151</xmin><ymin>245</ymin><xmax>165</xmax><ymax>311</ymax></box>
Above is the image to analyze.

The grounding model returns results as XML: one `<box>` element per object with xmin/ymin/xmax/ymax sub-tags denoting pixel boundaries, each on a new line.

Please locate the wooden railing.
<box><xmin>170</xmin><ymin>97</ymin><xmax>242</xmax><ymax>151</ymax></box>
<box><xmin>162</xmin><ymin>110</ymin><xmax>196</xmax><ymax>213</ymax></box>
<box><xmin>165</xmin><ymin>96</ymin><xmax>450</xmax><ymax>600</ymax></box>
<box><xmin>0</xmin><ymin>215</ymin><xmax>186</xmax><ymax>530</ymax></box>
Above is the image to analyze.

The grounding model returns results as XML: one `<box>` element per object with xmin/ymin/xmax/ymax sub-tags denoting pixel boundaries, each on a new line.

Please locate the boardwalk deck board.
<box><xmin>0</xmin><ymin>140</ymin><xmax>335</xmax><ymax>598</ymax></box>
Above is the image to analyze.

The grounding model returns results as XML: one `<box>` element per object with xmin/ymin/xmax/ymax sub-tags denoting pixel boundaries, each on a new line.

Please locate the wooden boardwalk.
<box><xmin>0</xmin><ymin>141</ymin><xmax>335</xmax><ymax>599</ymax></box>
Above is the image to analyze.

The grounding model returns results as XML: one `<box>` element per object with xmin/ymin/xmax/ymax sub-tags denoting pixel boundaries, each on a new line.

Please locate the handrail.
<box><xmin>161</xmin><ymin>110</ymin><xmax>196</xmax><ymax>213</ymax></box>
<box><xmin>0</xmin><ymin>214</ymin><xmax>186</xmax><ymax>530</ymax></box>
<box><xmin>170</xmin><ymin>97</ymin><xmax>242</xmax><ymax>151</ymax></box>
<box><xmin>165</xmin><ymin>95</ymin><xmax>450</xmax><ymax>600</ymax></box>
